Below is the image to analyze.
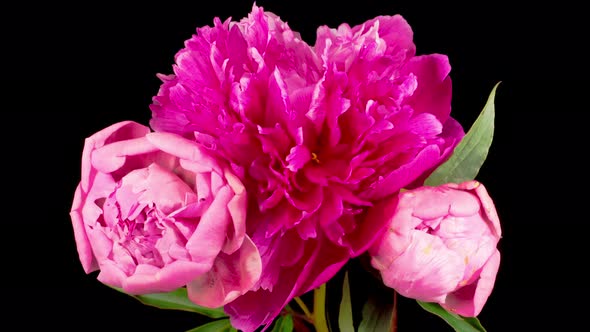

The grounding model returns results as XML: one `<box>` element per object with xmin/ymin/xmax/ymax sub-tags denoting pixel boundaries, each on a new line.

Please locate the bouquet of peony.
<box><xmin>69</xmin><ymin>4</ymin><xmax>501</xmax><ymax>332</ymax></box>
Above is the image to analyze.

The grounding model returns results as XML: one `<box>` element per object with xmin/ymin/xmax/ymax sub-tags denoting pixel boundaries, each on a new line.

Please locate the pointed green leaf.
<box><xmin>186</xmin><ymin>319</ymin><xmax>237</xmax><ymax>332</ymax></box>
<box><xmin>271</xmin><ymin>315</ymin><xmax>294</xmax><ymax>332</ymax></box>
<box><xmin>111</xmin><ymin>286</ymin><xmax>226</xmax><ymax>319</ymax></box>
<box><xmin>417</xmin><ymin>301</ymin><xmax>487</xmax><ymax>332</ymax></box>
<box><xmin>425</xmin><ymin>82</ymin><xmax>499</xmax><ymax>186</ymax></box>
<box><xmin>338</xmin><ymin>271</ymin><xmax>355</xmax><ymax>332</ymax></box>
<box><xmin>358</xmin><ymin>295</ymin><xmax>393</xmax><ymax>332</ymax></box>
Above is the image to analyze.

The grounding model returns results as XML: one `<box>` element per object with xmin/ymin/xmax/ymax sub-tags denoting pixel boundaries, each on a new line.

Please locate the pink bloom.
<box><xmin>149</xmin><ymin>5</ymin><xmax>464</xmax><ymax>330</ymax></box>
<box><xmin>313</xmin><ymin>15</ymin><xmax>465</xmax><ymax>200</ymax></box>
<box><xmin>70</xmin><ymin>121</ymin><xmax>261</xmax><ymax>308</ymax></box>
<box><xmin>369</xmin><ymin>181</ymin><xmax>502</xmax><ymax>317</ymax></box>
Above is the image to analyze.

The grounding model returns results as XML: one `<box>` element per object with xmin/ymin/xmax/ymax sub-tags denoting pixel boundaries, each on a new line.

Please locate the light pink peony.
<box><xmin>369</xmin><ymin>181</ymin><xmax>502</xmax><ymax>317</ymax></box>
<box><xmin>149</xmin><ymin>4</ymin><xmax>464</xmax><ymax>330</ymax></box>
<box><xmin>70</xmin><ymin>121</ymin><xmax>261</xmax><ymax>308</ymax></box>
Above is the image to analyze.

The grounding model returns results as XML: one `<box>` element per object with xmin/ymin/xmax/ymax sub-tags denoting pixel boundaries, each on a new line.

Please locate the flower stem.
<box><xmin>313</xmin><ymin>284</ymin><xmax>330</xmax><ymax>332</ymax></box>
<box><xmin>286</xmin><ymin>304</ymin><xmax>315</xmax><ymax>325</ymax></box>
<box><xmin>294</xmin><ymin>296</ymin><xmax>313</xmax><ymax>319</ymax></box>
<box><xmin>390</xmin><ymin>290</ymin><xmax>398</xmax><ymax>332</ymax></box>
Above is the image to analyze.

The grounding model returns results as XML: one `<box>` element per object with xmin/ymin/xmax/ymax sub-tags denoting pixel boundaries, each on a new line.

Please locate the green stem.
<box><xmin>294</xmin><ymin>296</ymin><xmax>313</xmax><ymax>319</ymax></box>
<box><xmin>390</xmin><ymin>290</ymin><xmax>398</xmax><ymax>332</ymax></box>
<box><xmin>286</xmin><ymin>304</ymin><xmax>315</xmax><ymax>325</ymax></box>
<box><xmin>313</xmin><ymin>284</ymin><xmax>330</xmax><ymax>332</ymax></box>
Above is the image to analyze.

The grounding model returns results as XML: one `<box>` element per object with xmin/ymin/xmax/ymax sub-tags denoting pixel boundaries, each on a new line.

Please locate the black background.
<box><xmin>6</xmin><ymin>1</ymin><xmax>587</xmax><ymax>331</ymax></box>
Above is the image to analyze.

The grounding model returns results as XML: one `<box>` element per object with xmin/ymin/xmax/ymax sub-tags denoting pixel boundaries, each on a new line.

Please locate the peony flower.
<box><xmin>369</xmin><ymin>181</ymin><xmax>502</xmax><ymax>317</ymax></box>
<box><xmin>149</xmin><ymin>4</ymin><xmax>464</xmax><ymax>330</ymax></box>
<box><xmin>69</xmin><ymin>121</ymin><xmax>261</xmax><ymax>308</ymax></box>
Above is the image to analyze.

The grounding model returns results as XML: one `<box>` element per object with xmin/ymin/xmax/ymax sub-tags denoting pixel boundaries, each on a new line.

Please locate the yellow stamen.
<box><xmin>311</xmin><ymin>152</ymin><xmax>320</xmax><ymax>164</ymax></box>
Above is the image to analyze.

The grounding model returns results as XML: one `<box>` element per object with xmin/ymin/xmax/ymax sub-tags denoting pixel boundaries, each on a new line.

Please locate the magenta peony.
<box><xmin>69</xmin><ymin>121</ymin><xmax>261</xmax><ymax>308</ymax></box>
<box><xmin>149</xmin><ymin>4</ymin><xmax>465</xmax><ymax>330</ymax></box>
<box><xmin>369</xmin><ymin>181</ymin><xmax>502</xmax><ymax>317</ymax></box>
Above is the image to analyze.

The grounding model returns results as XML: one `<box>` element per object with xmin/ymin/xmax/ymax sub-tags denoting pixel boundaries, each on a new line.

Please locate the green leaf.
<box><xmin>338</xmin><ymin>271</ymin><xmax>355</xmax><ymax>332</ymax></box>
<box><xmin>416</xmin><ymin>301</ymin><xmax>487</xmax><ymax>332</ymax></box>
<box><xmin>358</xmin><ymin>294</ymin><xmax>394</xmax><ymax>332</ymax></box>
<box><xmin>271</xmin><ymin>315</ymin><xmax>294</xmax><ymax>332</ymax></box>
<box><xmin>425</xmin><ymin>82</ymin><xmax>500</xmax><ymax>186</ymax></box>
<box><xmin>186</xmin><ymin>319</ymin><xmax>237</xmax><ymax>332</ymax></box>
<box><xmin>111</xmin><ymin>286</ymin><xmax>226</xmax><ymax>319</ymax></box>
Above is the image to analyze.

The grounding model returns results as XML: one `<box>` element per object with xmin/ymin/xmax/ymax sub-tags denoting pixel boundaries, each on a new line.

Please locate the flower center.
<box><xmin>100</xmin><ymin>190</ymin><xmax>169</xmax><ymax>270</ymax></box>
<box><xmin>117</xmin><ymin>209</ymin><xmax>166</xmax><ymax>267</ymax></box>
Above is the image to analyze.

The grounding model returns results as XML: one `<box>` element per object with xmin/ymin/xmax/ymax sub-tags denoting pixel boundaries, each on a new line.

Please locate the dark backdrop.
<box><xmin>6</xmin><ymin>1</ymin><xmax>587</xmax><ymax>331</ymax></box>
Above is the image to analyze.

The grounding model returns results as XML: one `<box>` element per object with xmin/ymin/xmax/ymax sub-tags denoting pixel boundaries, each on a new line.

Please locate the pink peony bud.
<box><xmin>369</xmin><ymin>181</ymin><xmax>501</xmax><ymax>317</ymax></box>
<box><xmin>70</xmin><ymin>121</ymin><xmax>261</xmax><ymax>308</ymax></box>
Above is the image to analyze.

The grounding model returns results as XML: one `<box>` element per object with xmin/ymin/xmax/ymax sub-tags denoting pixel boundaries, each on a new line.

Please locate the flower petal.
<box><xmin>442</xmin><ymin>249</ymin><xmax>501</xmax><ymax>316</ymax></box>
<box><xmin>401</xmin><ymin>54</ymin><xmax>452</xmax><ymax>121</ymax></box>
<box><xmin>188</xmin><ymin>236</ymin><xmax>261</xmax><ymax>307</ymax></box>
<box><xmin>379</xmin><ymin>230</ymin><xmax>464</xmax><ymax>303</ymax></box>
<box><xmin>70</xmin><ymin>185</ymin><xmax>98</xmax><ymax>273</ymax></box>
